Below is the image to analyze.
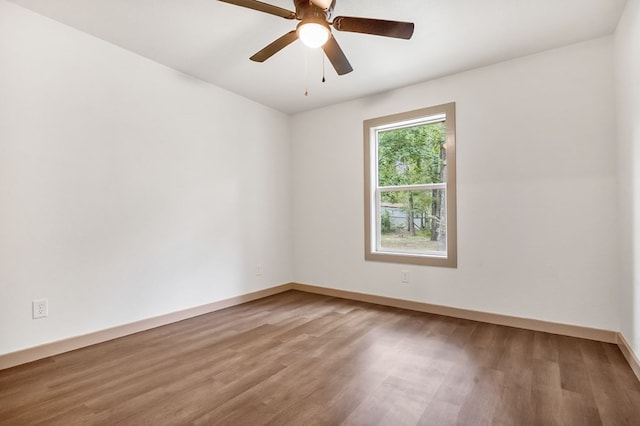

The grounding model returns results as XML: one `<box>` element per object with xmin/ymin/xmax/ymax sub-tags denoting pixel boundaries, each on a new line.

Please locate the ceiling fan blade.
<box><xmin>217</xmin><ymin>0</ymin><xmax>296</xmax><ymax>19</ymax></box>
<box><xmin>250</xmin><ymin>30</ymin><xmax>299</xmax><ymax>62</ymax></box>
<box><xmin>332</xmin><ymin>17</ymin><xmax>415</xmax><ymax>39</ymax></box>
<box><xmin>322</xmin><ymin>36</ymin><xmax>353</xmax><ymax>75</ymax></box>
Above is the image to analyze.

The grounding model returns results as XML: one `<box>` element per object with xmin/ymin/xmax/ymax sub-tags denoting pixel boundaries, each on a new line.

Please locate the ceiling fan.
<box><xmin>218</xmin><ymin>0</ymin><xmax>415</xmax><ymax>75</ymax></box>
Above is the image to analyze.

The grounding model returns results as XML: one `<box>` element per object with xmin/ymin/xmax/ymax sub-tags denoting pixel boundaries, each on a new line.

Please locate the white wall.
<box><xmin>0</xmin><ymin>0</ymin><xmax>629</xmax><ymax>358</ymax></box>
<box><xmin>292</xmin><ymin>37</ymin><xmax>619</xmax><ymax>330</ymax></box>
<box><xmin>0</xmin><ymin>1</ymin><xmax>292</xmax><ymax>355</ymax></box>
<box><xmin>615</xmin><ymin>0</ymin><xmax>640</xmax><ymax>355</ymax></box>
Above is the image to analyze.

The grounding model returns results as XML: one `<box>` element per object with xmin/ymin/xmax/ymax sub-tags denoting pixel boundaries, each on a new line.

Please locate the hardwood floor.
<box><xmin>1</xmin><ymin>290</ymin><xmax>639</xmax><ymax>425</ymax></box>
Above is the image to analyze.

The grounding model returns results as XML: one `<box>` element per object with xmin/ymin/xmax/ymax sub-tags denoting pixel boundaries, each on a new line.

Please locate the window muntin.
<box><xmin>364</xmin><ymin>103</ymin><xmax>457</xmax><ymax>267</ymax></box>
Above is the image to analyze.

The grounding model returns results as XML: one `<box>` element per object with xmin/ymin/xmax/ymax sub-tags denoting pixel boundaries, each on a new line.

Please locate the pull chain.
<box><xmin>322</xmin><ymin>53</ymin><xmax>326</xmax><ymax>83</ymax></box>
<box><xmin>304</xmin><ymin>48</ymin><xmax>309</xmax><ymax>96</ymax></box>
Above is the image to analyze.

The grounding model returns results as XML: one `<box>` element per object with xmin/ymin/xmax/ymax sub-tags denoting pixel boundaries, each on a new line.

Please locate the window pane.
<box><xmin>364</xmin><ymin>102</ymin><xmax>456</xmax><ymax>267</ymax></box>
<box><xmin>377</xmin><ymin>122</ymin><xmax>447</xmax><ymax>186</ymax></box>
<box><xmin>379</xmin><ymin>189</ymin><xmax>447</xmax><ymax>255</ymax></box>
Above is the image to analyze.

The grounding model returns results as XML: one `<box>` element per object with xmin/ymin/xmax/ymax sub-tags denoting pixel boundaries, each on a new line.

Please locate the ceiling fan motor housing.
<box><xmin>294</xmin><ymin>0</ymin><xmax>334</xmax><ymax>21</ymax></box>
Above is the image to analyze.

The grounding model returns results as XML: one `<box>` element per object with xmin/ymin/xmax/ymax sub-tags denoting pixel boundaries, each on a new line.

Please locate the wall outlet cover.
<box><xmin>32</xmin><ymin>299</ymin><xmax>48</xmax><ymax>319</ymax></box>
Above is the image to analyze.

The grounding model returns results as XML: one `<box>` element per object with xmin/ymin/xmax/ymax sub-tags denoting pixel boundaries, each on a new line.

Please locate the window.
<box><xmin>364</xmin><ymin>102</ymin><xmax>457</xmax><ymax>267</ymax></box>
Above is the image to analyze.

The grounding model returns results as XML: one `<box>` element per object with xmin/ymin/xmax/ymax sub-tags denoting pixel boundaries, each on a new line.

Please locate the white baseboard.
<box><xmin>617</xmin><ymin>332</ymin><xmax>640</xmax><ymax>382</ymax></box>
<box><xmin>2</xmin><ymin>281</ymin><xmax>638</xmax><ymax>382</ymax></box>
<box><xmin>0</xmin><ymin>283</ymin><xmax>293</xmax><ymax>370</ymax></box>
<box><xmin>290</xmin><ymin>283</ymin><xmax>619</xmax><ymax>343</ymax></box>
<box><xmin>291</xmin><ymin>283</ymin><xmax>640</xmax><ymax>381</ymax></box>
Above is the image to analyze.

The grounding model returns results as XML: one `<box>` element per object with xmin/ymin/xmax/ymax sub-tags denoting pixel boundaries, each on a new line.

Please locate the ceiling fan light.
<box><xmin>298</xmin><ymin>22</ymin><xmax>330</xmax><ymax>48</ymax></box>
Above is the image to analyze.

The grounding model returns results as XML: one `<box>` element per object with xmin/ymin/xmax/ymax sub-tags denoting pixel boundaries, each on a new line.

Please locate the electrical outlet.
<box><xmin>400</xmin><ymin>270</ymin><xmax>410</xmax><ymax>283</ymax></box>
<box><xmin>255</xmin><ymin>264</ymin><xmax>263</xmax><ymax>276</ymax></box>
<box><xmin>32</xmin><ymin>299</ymin><xmax>48</xmax><ymax>319</ymax></box>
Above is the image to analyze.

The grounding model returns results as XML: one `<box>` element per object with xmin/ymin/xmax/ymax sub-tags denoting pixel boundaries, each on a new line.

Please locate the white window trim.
<box><xmin>364</xmin><ymin>102</ymin><xmax>457</xmax><ymax>268</ymax></box>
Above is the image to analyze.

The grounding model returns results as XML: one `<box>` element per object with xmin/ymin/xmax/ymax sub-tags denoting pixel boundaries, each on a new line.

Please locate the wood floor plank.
<box><xmin>1</xmin><ymin>290</ymin><xmax>639</xmax><ymax>426</ymax></box>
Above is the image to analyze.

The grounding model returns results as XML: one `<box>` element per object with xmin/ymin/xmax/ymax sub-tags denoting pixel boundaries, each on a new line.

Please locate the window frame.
<box><xmin>364</xmin><ymin>102</ymin><xmax>457</xmax><ymax>267</ymax></box>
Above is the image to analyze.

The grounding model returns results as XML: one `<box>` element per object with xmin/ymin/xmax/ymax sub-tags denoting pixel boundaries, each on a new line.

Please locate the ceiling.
<box><xmin>10</xmin><ymin>0</ymin><xmax>627</xmax><ymax>114</ymax></box>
